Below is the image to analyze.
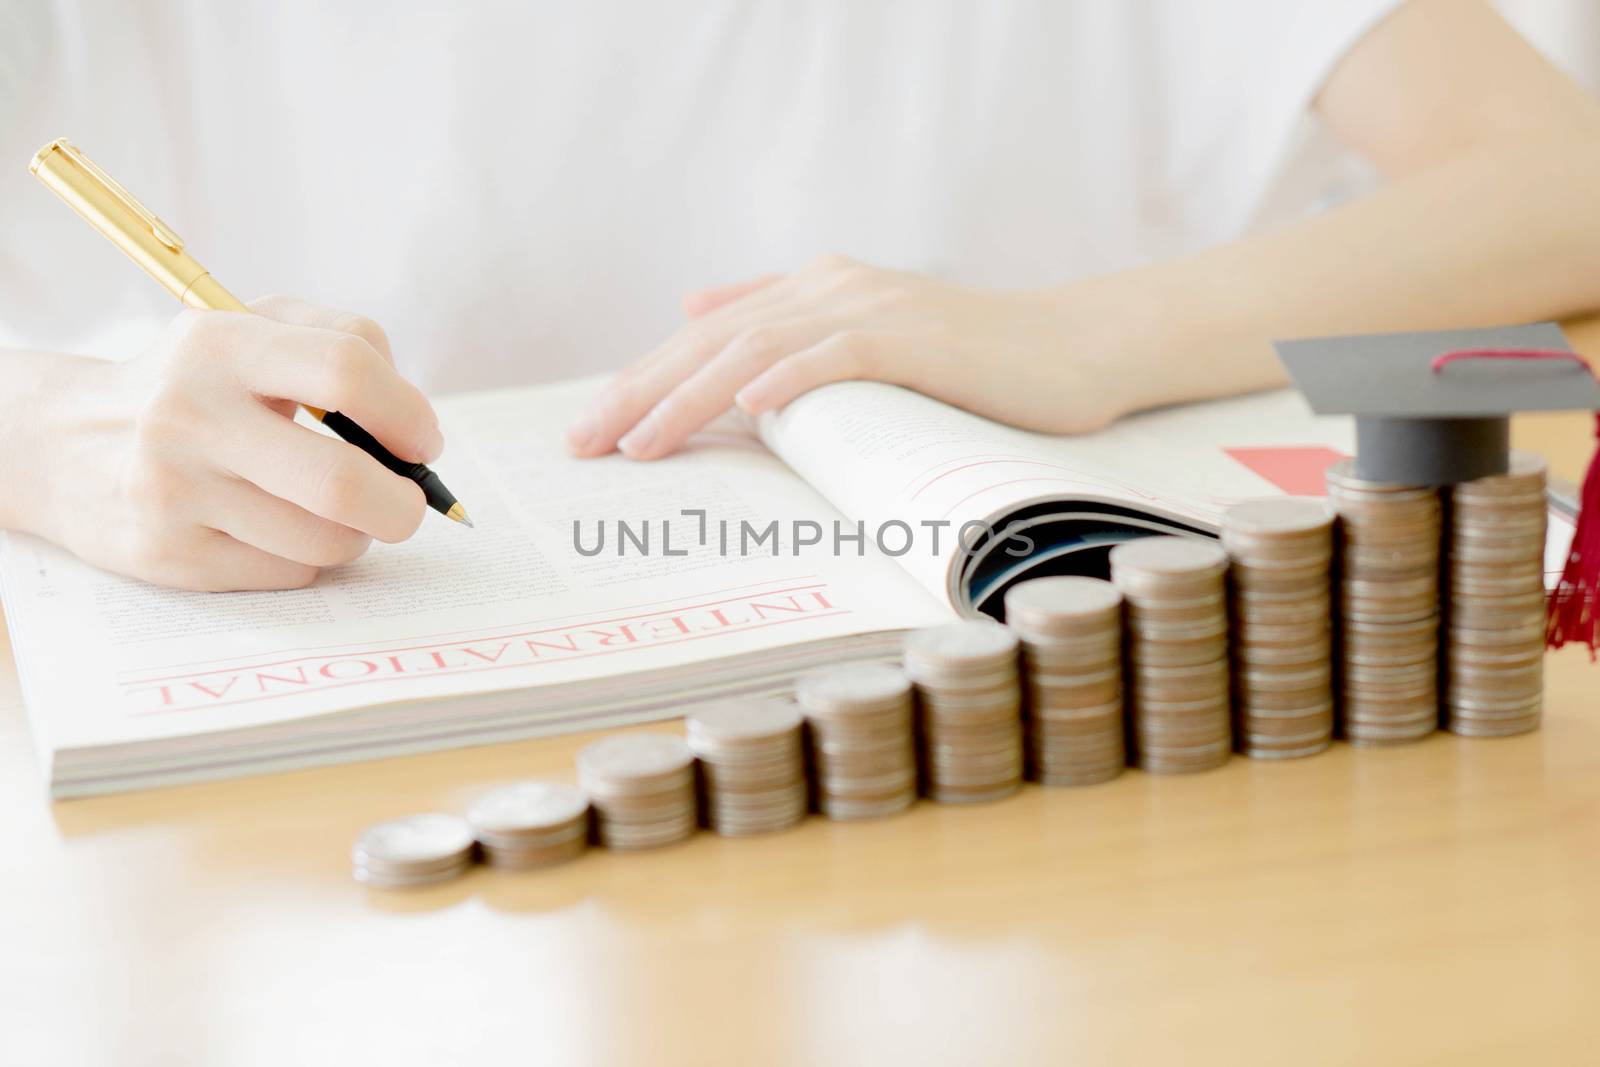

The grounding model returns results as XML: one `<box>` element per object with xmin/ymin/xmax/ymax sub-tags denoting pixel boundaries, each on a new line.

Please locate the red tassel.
<box><xmin>1548</xmin><ymin>412</ymin><xmax>1600</xmax><ymax>657</ymax></box>
<box><xmin>1430</xmin><ymin>346</ymin><xmax>1600</xmax><ymax>657</ymax></box>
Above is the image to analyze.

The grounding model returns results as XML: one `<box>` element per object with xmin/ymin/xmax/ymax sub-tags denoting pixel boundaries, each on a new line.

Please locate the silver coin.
<box><xmin>688</xmin><ymin>698</ymin><xmax>803</xmax><ymax>745</ymax></box>
<box><xmin>1111</xmin><ymin>536</ymin><xmax>1228</xmax><ymax>581</ymax></box>
<box><xmin>578</xmin><ymin>733</ymin><xmax>695</xmax><ymax>784</ymax></box>
<box><xmin>468</xmin><ymin>781</ymin><xmax>589</xmax><ymax>838</ymax></box>
<box><xmin>1004</xmin><ymin>576</ymin><xmax>1123</xmax><ymax>633</ymax></box>
<box><xmin>820</xmin><ymin>792</ymin><xmax>918</xmax><ymax>820</ymax></box>
<box><xmin>1224</xmin><ymin>496</ymin><xmax>1335</xmax><ymax>537</ymax></box>
<box><xmin>353</xmin><ymin>861</ymin><xmax>471</xmax><ymax>889</ymax></box>
<box><xmin>904</xmin><ymin>620</ymin><xmax>1019</xmax><ymax>670</ymax></box>
<box><xmin>1240</xmin><ymin>699</ymin><xmax>1334</xmax><ymax>721</ymax></box>
<box><xmin>353</xmin><ymin>813</ymin><xmax>475</xmax><ymax>872</ymax></box>
<box><xmin>1450</xmin><ymin>451</ymin><xmax>1547</xmax><ymax>498</ymax></box>
<box><xmin>796</xmin><ymin>661</ymin><xmax>912</xmax><ymax>714</ymax></box>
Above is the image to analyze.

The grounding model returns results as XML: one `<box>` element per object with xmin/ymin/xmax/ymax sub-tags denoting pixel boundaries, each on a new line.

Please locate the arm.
<box><xmin>1135</xmin><ymin>0</ymin><xmax>1600</xmax><ymax>410</ymax></box>
<box><xmin>569</xmin><ymin>0</ymin><xmax>1600</xmax><ymax>460</ymax></box>
<box><xmin>0</xmin><ymin>348</ymin><xmax>79</xmax><ymax>539</ymax></box>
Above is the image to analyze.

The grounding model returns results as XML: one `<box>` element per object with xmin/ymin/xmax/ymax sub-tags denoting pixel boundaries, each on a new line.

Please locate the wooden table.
<box><xmin>5</xmin><ymin>342</ymin><xmax>1600</xmax><ymax>1067</ymax></box>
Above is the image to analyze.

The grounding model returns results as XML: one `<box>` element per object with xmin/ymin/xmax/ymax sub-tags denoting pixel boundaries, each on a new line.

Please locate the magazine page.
<box><xmin>1</xmin><ymin>378</ymin><xmax>948</xmax><ymax>762</ymax></box>
<box><xmin>759</xmin><ymin>381</ymin><xmax>1356</xmax><ymax>603</ymax></box>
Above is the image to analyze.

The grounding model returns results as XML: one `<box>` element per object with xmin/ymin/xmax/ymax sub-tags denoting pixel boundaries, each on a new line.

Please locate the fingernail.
<box><xmin>566</xmin><ymin>413</ymin><xmax>598</xmax><ymax>453</ymax></box>
<box><xmin>735</xmin><ymin>384</ymin><xmax>768</xmax><ymax>414</ymax></box>
<box><xmin>617</xmin><ymin>417</ymin><xmax>658</xmax><ymax>458</ymax></box>
<box><xmin>422</xmin><ymin>425</ymin><xmax>445</xmax><ymax>463</ymax></box>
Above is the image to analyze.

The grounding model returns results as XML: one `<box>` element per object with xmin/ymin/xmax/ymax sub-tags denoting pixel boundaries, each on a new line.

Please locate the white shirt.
<box><xmin>0</xmin><ymin>0</ymin><xmax>1399</xmax><ymax>394</ymax></box>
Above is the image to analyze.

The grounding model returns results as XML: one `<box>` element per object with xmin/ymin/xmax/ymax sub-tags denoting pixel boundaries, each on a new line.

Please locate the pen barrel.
<box><xmin>177</xmin><ymin>274</ymin><xmax>327</xmax><ymax>419</ymax></box>
<box><xmin>414</xmin><ymin>469</ymin><xmax>460</xmax><ymax>518</ymax></box>
<box><xmin>30</xmin><ymin>143</ymin><xmax>210</xmax><ymax>301</ymax></box>
<box><xmin>182</xmin><ymin>273</ymin><xmax>249</xmax><ymax>312</ymax></box>
<box><xmin>320</xmin><ymin>410</ymin><xmax>457</xmax><ymax>516</ymax></box>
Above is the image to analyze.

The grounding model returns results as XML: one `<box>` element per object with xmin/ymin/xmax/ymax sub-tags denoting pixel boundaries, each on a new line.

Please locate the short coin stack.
<box><xmin>1325</xmin><ymin>460</ymin><xmax>1442</xmax><ymax>746</ymax></box>
<box><xmin>576</xmin><ymin>734</ymin><xmax>698</xmax><ymax>850</ymax></box>
<box><xmin>1003</xmin><ymin>577</ymin><xmax>1126</xmax><ymax>786</ymax></box>
<box><xmin>351</xmin><ymin>812</ymin><xmax>476</xmax><ymax>888</ymax></box>
<box><xmin>1221</xmin><ymin>498</ymin><xmax>1336</xmax><ymax>759</ymax></box>
<box><xmin>1110</xmin><ymin>537</ymin><xmax>1233</xmax><ymax>774</ymax></box>
<box><xmin>467</xmin><ymin>781</ymin><xmax>591</xmax><ymax>869</ymax></box>
<box><xmin>903</xmin><ymin>621</ymin><xmax>1024</xmax><ymax>803</ymax></box>
<box><xmin>687</xmin><ymin>700</ymin><xmax>808</xmax><ymax>836</ymax></box>
<box><xmin>796</xmin><ymin>663</ymin><xmax>919</xmax><ymax>820</ymax></box>
<box><xmin>1445</xmin><ymin>451</ymin><xmax>1548</xmax><ymax>737</ymax></box>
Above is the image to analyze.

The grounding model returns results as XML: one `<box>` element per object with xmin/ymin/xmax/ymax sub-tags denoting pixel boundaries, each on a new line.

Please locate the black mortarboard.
<box><xmin>1274</xmin><ymin>322</ymin><xmax>1600</xmax><ymax>486</ymax></box>
<box><xmin>1276</xmin><ymin>322</ymin><xmax>1600</xmax><ymax>655</ymax></box>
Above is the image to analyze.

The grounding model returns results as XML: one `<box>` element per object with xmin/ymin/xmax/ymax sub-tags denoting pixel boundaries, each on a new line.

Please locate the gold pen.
<box><xmin>29</xmin><ymin>138</ymin><xmax>472</xmax><ymax>527</ymax></box>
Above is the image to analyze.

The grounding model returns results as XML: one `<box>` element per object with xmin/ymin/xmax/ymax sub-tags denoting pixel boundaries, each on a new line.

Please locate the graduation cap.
<box><xmin>1274</xmin><ymin>322</ymin><xmax>1600</xmax><ymax>654</ymax></box>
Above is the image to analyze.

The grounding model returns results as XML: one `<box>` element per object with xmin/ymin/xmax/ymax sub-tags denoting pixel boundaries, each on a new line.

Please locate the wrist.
<box><xmin>1040</xmin><ymin>256</ymin><xmax>1288</xmax><ymax>421</ymax></box>
<box><xmin>1032</xmin><ymin>271</ymin><xmax>1184</xmax><ymax>421</ymax></box>
<box><xmin>0</xmin><ymin>352</ymin><xmax>115</xmax><ymax>540</ymax></box>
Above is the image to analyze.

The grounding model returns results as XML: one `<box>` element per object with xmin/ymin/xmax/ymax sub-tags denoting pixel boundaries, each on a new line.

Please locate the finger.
<box><xmin>248</xmin><ymin>295</ymin><xmax>394</xmax><ymax>363</ymax></box>
<box><xmin>735</xmin><ymin>330</ymin><xmax>910</xmax><ymax>414</ymax></box>
<box><xmin>681</xmin><ymin>274</ymin><xmax>783</xmax><ymax>319</ymax></box>
<box><xmin>621</xmin><ymin>277</ymin><xmax>795</xmax><ymax>390</ymax></box>
<box><xmin>200</xmin><ymin>474</ymin><xmax>373</xmax><ymax>569</ymax></box>
<box><xmin>155</xmin><ymin>531</ymin><xmax>320</xmax><ymax>593</ymax></box>
<box><xmin>616</xmin><ymin>318</ymin><xmax>839</xmax><ymax>460</ymax></box>
<box><xmin>226</xmin><ymin>319</ymin><xmax>442</xmax><ymax>464</ymax></box>
<box><xmin>208</xmin><ymin>405</ymin><xmax>428</xmax><ymax>544</ymax></box>
<box><xmin>565</xmin><ymin>289</ymin><xmax>801</xmax><ymax>457</ymax></box>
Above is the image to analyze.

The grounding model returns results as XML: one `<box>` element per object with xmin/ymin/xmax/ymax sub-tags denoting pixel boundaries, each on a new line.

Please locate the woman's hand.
<box><xmin>21</xmin><ymin>297</ymin><xmax>442</xmax><ymax>591</ymax></box>
<box><xmin>565</xmin><ymin>255</ymin><xmax>1145</xmax><ymax>460</ymax></box>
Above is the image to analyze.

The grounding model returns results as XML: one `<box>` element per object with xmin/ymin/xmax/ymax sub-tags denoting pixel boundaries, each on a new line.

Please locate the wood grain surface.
<box><xmin>4</xmin><ymin>323</ymin><xmax>1599</xmax><ymax>1067</ymax></box>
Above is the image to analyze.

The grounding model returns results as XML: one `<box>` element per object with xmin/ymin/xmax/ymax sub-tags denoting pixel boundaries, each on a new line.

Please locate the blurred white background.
<box><xmin>1498</xmin><ymin>0</ymin><xmax>1600</xmax><ymax>95</ymax></box>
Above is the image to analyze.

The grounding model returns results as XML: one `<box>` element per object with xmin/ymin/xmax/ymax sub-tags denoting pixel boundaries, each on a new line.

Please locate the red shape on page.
<box><xmin>1224</xmin><ymin>447</ymin><xmax>1348</xmax><ymax>495</ymax></box>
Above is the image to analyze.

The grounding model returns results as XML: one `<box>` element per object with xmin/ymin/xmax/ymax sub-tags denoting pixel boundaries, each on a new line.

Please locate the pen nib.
<box><xmin>446</xmin><ymin>503</ymin><xmax>475</xmax><ymax>528</ymax></box>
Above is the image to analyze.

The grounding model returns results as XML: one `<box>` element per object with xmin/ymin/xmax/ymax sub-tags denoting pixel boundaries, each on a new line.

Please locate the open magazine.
<box><xmin>1</xmin><ymin>376</ymin><xmax>1358</xmax><ymax>797</ymax></box>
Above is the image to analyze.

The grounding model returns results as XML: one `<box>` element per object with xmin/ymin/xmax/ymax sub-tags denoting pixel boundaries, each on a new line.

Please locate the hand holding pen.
<box><xmin>22</xmin><ymin>141</ymin><xmax>469</xmax><ymax>592</ymax></box>
<box><xmin>26</xmin><ymin>299</ymin><xmax>446</xmax><ymax>590</ymax></box>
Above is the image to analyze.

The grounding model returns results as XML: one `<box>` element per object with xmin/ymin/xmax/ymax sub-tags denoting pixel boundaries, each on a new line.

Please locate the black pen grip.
<box><xmin>320</xmin><ymin>410</ymin><xmax>458</xmax><ymax>517</ymax></box>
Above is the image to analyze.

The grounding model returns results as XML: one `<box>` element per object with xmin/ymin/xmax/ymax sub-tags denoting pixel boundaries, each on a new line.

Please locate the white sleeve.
<box><xmin>0</xmin><ymin>6</ymin><xmax>62</xmax><ymax>351</ymax></box>
<box><xmin>1150</xmin><ymin>0</ymin><xmax>1403</xmax><ymax>242</ymax></box>
<box><xmin>0</xmin><ymin>2</ymin><xmax>172</xmax><ymax>359</ymax></box>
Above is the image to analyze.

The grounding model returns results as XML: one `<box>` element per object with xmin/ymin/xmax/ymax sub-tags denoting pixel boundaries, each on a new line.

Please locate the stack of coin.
<box><xmin>903</xmin><ymin>621</ymin><xmax>1024</xmax><ymax>803</ymax></box>
<box><xmin>686</xmin><ymin>700</ymin><xmax>808</xmax><ymax>836</ymax></box>
<box><xmin>351</xmin><ymin>812</ymin><xmax>476</xmax><ymax>888</ymax></box>
<box><xmin>467</xmin><ymin>781</ymin><xmax>591</xmax><ymax>869</ymax></box>
<box><xmin>1325</xmin><ymin>459</ymin><xmax>1442</xmax><ymax>746</ymax></box>
<box><xmin>1110</xmin><ymin>537</ymin><xmax>1233</xmax><ymax>774</ymax></box>
<box><xmin>1002</xmin><ymin>576</ymin><xmax>1126</xmax><ymax>786</ymax></box>
<box><xmin>1221</xmin><ymin>498</ymin><xmax>1336</xmax><ymax>759</ymax></box>
<box><xmin>795</xmin><ymin>662</ymin><xmax>918</xmax><ymax>820</ymax></box>
<box><xmin>1445</xmin><ymin>451</ymin><xmax>1548</xmax><ymax>737</ymax></box>
<box><xmin>576</xmin><ymin>734</ymin><xmax>698</xmax><ymax>850</ymax></box>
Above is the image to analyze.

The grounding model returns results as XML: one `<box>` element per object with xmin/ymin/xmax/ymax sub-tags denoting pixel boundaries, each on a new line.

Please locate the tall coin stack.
<box><xmin>686</xmin><ymin>701</ymin><xmax>809</xmax><ymax>836</ymax></box>
<box><xmin>1221</xmin><ymin>498</ymin><xmax>1336</xmax><ymax>759</ymax></box>
<box><xmin>467</xmin><ymin>781</ymin><xmax>591</xmax><ymax>869</ymax></box>
<box><xmin>1325</xmin><ymin>459</ymin><xmax>1442</xmax><ymax>746</ymax></box>
<box><xmin>1002</xmin><ymin>577</ymin><xmax>1126</xmax><ymax>786</ymax></box>
<box><xmin>796</xmin><ymin>663</ymin><xmax>919</xmax><ymax>820</ymax></box>
<box><xmin>1445</xmin><ymin>451</ymin><xmax>1548</xmax><ymax>737</ymax></box>
<box><xmin>903</xmin><ymin>621</ymin><xmax>1024</xmax><ymax>803</ymax></box>
<box><xmin>1110</xmin><ymin>537</ymin><xmax>1233</xmax><ymax>774</ymax></box>
<box><xmin>576</xmin><ymin>734</ymin><xmax>698</xmax><ymax>850</ymax></box>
